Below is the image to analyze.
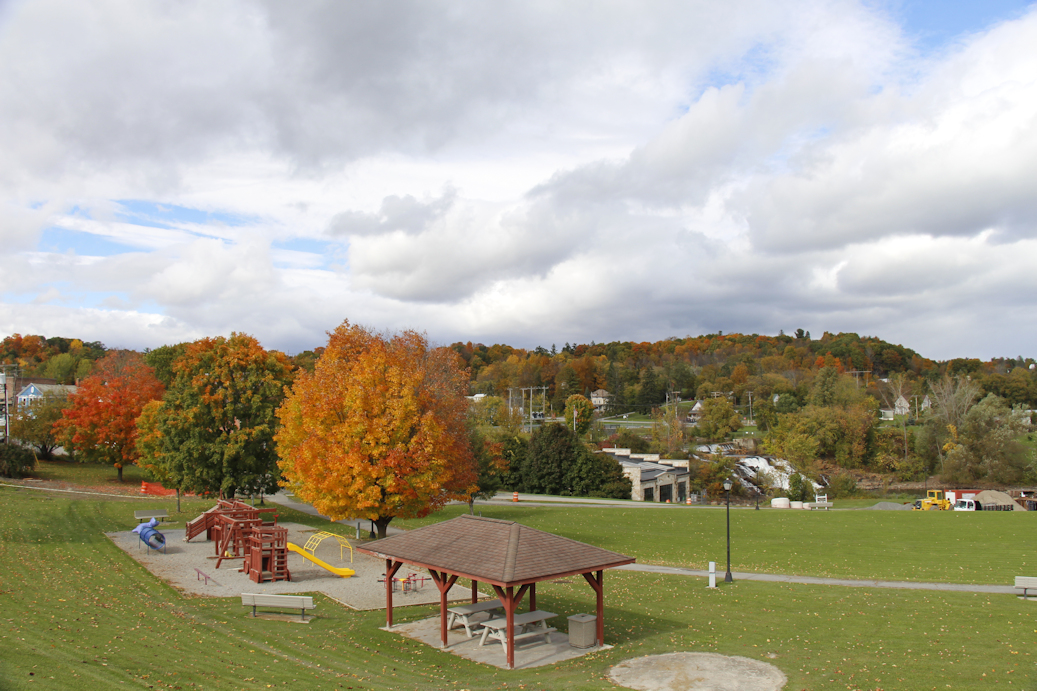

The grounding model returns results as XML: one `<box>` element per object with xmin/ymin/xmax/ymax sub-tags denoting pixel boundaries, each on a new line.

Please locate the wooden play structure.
<box><xmin>185</xmin><ymin>500</ymin><xmax>291</xmax><ymax>584</ymax></box>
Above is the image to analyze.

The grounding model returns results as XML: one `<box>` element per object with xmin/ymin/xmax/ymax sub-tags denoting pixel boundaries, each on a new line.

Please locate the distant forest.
<box><xmin>3</xmin><ymin>330</ymin><xmax>1034</xmax><ymax>412</ymax></box>
<box><xmin>3</xmin><ymin>330</ymin><xmax>1035</xmax><ymax>488</ymax></box>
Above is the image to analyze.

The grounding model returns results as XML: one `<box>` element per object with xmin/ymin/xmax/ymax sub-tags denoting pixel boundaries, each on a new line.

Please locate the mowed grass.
<box><xmin>2</xmin><ymin>487</ymin><xmax>1036</xmax><ymax>690</ymax></box>
<box><xmin>397</xmin><ymin>502</ymin><xmax>1035</xmax><ymax>585</ymax></box>
<box><xmin>24</xmin><ymin>460</ymin><xmax>147</xmax><ymax>490</ymax></box>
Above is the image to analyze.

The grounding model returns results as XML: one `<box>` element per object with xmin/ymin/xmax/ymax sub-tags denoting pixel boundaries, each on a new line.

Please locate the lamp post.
<box><xmin>723</xmin><ymin>479</ymin><xmax>733</xmax><ymax>583</ymax></box>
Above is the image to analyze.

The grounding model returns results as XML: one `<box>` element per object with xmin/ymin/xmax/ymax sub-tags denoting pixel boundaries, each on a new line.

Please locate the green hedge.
<box><xmin>0</xmin><ymin>443</ymin><xmax>36</xmax><ymax>478</ymax></box>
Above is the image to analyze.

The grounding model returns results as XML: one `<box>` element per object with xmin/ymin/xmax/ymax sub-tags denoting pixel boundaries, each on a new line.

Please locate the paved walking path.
<box><xmin>615</xmin><ymin>563</ymin><xmax>1016</xmax><ymax>594</ymax></box>
<box><xmin>266</xmin><ymin>492</ymin><xmax>408</xmax><ymax>536</ymax></box>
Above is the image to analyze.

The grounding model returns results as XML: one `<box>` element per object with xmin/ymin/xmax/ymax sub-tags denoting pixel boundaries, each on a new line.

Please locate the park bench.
<box><xmin>1014</xmin><ymin>577</ymin><xmax>1037</xmax><ymax>599</ymax></box>
<box><xmin>808</xmin><ymin>494</ymin><xmax>833</xmax><ymax>510</ymax></box>
<box><xmin>241</xmin><ymin>593</ymin><xmax>316</xmax><ymax>621</ymax></box>
<box><xmin>135</xmin><ymin>509</ymin><xmax>170</xmax><ymax>523</ymax></box>
<box><xmin>447</xmin><ymin>598</ymin><xmax>503</xmax><ymax>637</ymax></box>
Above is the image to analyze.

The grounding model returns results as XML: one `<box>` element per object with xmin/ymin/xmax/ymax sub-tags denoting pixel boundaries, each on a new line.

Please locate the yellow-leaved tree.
<box><xmin>275</xmin><ymin>321</ymin><xmax>477</xmax><ymax>538</ymax></box>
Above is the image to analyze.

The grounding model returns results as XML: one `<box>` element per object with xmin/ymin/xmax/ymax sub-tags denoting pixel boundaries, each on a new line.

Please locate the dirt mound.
<box><xmin>974</xmin><ymin>490</ymin><xmax>1025</xmax><ymax>510</ymax></box>
<box><xmin>867</xmin><ymin>501</ymin><xmax>913</xmax><ymax>510</ymax></box>
<box><xmin>610</xmin><ymin>652</ymin><xmax>786</xmax><ymax>691</ymax></box>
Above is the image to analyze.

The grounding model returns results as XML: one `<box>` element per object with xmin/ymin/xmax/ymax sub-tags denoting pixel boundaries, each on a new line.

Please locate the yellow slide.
<box><xmin>287</xmin><ymin>543</ymin><xmax>356</xmax><ymax>578</ymax></box>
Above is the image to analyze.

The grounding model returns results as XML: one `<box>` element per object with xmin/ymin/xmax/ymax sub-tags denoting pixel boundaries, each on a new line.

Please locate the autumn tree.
<box><xmin>650</xmin><ymin>404</ymin><xmax>686</xmax><ymax>457</ymax></box>
<box><xmin>564</xmin><ymin>394</ymin><xmax>594</xmax><ymax>435</ymax></box>
<box><xmin>137</xmin><ymin>334</ymin><xmax>292</xmax><ymax>497</ymax></box>
<box><xmin>694</xmin><ymin>397</ymin><xmax>742</xmax><ymax>441</ymax></box>
<box><xmin>467</xmin><ymin>423</ymin><xmax>507</xmax><ymax>513</ymax></box>
<box><xmin>9</xmin><ymin>392</ymin><xmax>69</xmax><ymax>459</ymax></box>
<box><xmin>54</xmin><ymin>351</ymin><xmax>165</xmax><ymax>481</ymax></box>
<box><xmin>275</xmin><ymin>322</ymin><xmax>476</xmax><ymax>538</ymax></box>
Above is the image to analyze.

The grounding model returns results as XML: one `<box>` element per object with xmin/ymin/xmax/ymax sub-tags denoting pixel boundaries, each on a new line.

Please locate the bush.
<box><xmin>826</xmin><ymin>473</ymin><xmax>858</xmax><ymax>498</ymax></box>
<box><xmin>0</xmin><ymin>443</ymin><xmax>37</xmax><ymax>478</ymax></box>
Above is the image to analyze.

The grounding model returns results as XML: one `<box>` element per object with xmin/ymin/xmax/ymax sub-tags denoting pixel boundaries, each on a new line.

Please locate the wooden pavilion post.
<box><xmin>471</xmin><ymin>579</ymin><xmax>478</xmax><ymax>604</ymax></box>
<box><xmin>385</xmin><ymin>559</ymin><xmax>402</xmax><ymax>628</ymax></box>
<box><xmin>582</xmin><ymin>570</ymin><xmax>604</xmax><ymax>646</ymax></box>
<box><xmin>529</xmin><ymin>582</ymin><xmax>536</xmax><ymax>611</ymax></box>
<box><xmin>428</xmin><ymin>570</ymin><xmax>459</xmax><ymax>647</ymax></box>
<box><xmin>492</xmin><ymin>583</ymin><xmax>530</xmax><ymax>669</ymax></box>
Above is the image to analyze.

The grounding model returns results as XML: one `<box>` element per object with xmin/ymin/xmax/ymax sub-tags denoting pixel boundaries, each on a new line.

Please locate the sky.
<box><xmin>1</xmin><ymin>0</ymin><xmax>1035</xmax><ymax>361</ymax></box>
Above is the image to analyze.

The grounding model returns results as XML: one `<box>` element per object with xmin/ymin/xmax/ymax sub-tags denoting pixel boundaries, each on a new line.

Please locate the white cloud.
<box><xmin>1</xmin><ymin>1</ymin><xmax>1035</xmax><ymax>360</ymax></box>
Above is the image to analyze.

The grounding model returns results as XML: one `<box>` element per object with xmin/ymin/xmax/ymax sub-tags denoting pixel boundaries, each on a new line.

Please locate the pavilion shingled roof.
<box><xmin>358</xmin><ymin>514</ymin><xmax>634</xmax><ymax>585</ymax></box>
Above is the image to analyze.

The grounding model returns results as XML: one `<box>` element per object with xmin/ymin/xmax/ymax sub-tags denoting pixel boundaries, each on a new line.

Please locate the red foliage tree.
<box><xmin>54</xmin><ymin>351</ymin><xmax>164</xmax><ymax>481</ymax></box>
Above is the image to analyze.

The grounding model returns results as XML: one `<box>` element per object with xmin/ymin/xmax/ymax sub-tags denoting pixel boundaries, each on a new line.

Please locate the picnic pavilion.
<box><xmin>357</xmin><ymin>514</ymin><xmax>635</xmax><ymax>669</ymax></box>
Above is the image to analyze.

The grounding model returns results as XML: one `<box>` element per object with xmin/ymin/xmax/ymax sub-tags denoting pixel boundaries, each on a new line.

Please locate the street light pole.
<box><xmin>723</xmin><ymin>479</ymin><xmax>733</xmax><ymax>583</ymax></box>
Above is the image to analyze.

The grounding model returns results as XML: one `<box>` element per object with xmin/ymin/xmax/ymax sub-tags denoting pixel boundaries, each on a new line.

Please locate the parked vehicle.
<box><xmin>913</xmin><ymin>489</ymin><xmax>952</xmax><ymax>511</ymax></box>
<box><xmin>954</xmin><ymin>499</ymin><xmax>983</xmax><ymax>511</ymax></box>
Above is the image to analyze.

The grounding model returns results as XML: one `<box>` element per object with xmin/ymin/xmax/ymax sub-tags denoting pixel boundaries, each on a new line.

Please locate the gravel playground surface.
<box><xmin>107</xmin><ymin>522</ymin><xmax>472</xmax><ymax>610</ymax></box>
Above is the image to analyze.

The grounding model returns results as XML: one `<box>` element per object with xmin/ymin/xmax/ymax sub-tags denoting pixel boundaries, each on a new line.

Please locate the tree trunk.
<box><xmin>176</xmin><ymin>488</ymin><xmax>181</xmax><ymax>513</ymax></box>
<box><xmin>374</xmin><ymin>516</ymin><xmax>393</xmax><ymax>539</ymax></box>
<box><xmin>117</xmin><ymin>464</ymin><xmax>123</xmax><ymax>482</ymax></box>
<box><xmin>468</xmin><ymin>498</ymin><xmax>475</xmax><ymax>515</ymax></box>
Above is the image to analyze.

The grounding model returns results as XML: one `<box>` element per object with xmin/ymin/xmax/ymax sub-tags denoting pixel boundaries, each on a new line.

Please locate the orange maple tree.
<box><xmin>276</xmin><ymin>321</ymin><xmax>477</xmax><ymax>537</ymax></box>
<box><xmin>54</xmin><ymin>350</ymin><xmax>165</xmax><ymax>481</ymax></box>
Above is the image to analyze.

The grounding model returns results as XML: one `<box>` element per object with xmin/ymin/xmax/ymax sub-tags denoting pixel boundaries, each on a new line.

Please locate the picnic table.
<box><xmin>478</xmin><ymin>610</ymin><xmax>557</xmax><ymax>651</ymax></box>
<box><xmin>446</xmin><ymin>598</ymin><xmax>503</xmax><ymax>637</ymax></box>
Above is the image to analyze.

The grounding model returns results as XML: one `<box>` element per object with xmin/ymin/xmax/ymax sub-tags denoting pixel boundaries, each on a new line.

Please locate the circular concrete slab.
<box><xmin>609</xmin><ymin>652</ymin><xmax>786</xmax><ymax>691</ymax></box>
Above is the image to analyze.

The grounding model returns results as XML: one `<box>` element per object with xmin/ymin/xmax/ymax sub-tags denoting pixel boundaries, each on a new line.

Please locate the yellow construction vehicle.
<box><xmin>913</xmin><ymin>489</ymin><xmax>952</xmax><ymax>511</ymax></box>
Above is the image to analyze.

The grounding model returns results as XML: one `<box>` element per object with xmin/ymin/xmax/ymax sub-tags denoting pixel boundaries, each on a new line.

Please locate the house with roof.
<box><xmin>894</xmin><ymin>395</ymin><xmax>910</xmax><ymax>417</ymax></box>
<box><xmin>16</xmin><ymin>382</ymin><xmax>78</xmax><ymax>412</ymax></box>
<box><xmin>601</xmin><ymin>448</ymin><xmax>691</xmax><ymax>503</ymax></box>
<box><xmin>590</xmin><ymin>389</ymin><xmax>611</xmax><ymax>410</ymax></box>
<box><xmin>685</xmin><ymin>400</ymin><xmax>704</xmax><ymax>423</ymax></box>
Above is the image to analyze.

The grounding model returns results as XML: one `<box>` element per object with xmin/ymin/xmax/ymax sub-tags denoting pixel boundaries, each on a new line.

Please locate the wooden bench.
<box><xmin>1015</xmin><ymin>577</ymin><xmax>1037</xmax><ymax>599</ymax></box>
<box><xmin>241</xmin><ymin>593</ymin><xmax>316</xmax><ymax>621</ymax></box>
<box><xmin>447</xmin><ymin>599</ymin><xmax>503</xmax><ymax>637</ymax></box>
<box><xmin>135</xmin><ymin>510</ymin><xmax>170</xmax><ymax>523</ymax></box>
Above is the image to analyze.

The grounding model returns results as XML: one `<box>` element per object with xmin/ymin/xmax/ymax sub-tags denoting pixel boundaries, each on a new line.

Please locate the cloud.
<box><xmin>1</xmin><ymin>1</ymin><xmax>1036</xmax><ymax>361</ymax></box>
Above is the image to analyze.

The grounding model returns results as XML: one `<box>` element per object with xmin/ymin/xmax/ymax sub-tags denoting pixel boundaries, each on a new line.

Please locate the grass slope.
<box><xmin>1</xmin><ymin>486</ymin><xmax>1035</xmax><ymax>690</ymax></box>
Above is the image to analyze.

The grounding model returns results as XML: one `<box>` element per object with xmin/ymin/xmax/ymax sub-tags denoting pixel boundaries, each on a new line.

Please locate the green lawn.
<box><xmin>2</xmin><ymin>484</ymin><xmax>1036</xmax><ymax>689</ymax></box>
<box><xmin>398</xmin><ymin>503</ymin><xmax>1035</xmax><ymax>586</ymax></box>
<box><xmin>29</xmin><ymin>460</ymin><xmax>148</xmax><ymax>488</ymax></box>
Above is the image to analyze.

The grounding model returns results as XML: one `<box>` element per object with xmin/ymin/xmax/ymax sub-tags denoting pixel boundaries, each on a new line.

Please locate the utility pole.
<box><xmin>745</xmin><ymin>390</ymin><xmax>754</xmax><ymax>426</ymax></box>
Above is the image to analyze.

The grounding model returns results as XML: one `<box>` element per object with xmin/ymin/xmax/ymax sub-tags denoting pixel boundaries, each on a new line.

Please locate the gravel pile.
<box><xmin>866</xmin><ymin>502</ymin><xmax>913</xmax><ymax>511</ymax></box>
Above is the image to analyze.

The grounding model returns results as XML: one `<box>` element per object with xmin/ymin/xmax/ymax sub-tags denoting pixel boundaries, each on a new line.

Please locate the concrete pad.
<box><xmin>609</xmin><ymin>652</ymin><xmax>786</xmax><ymax>691</ymax></box>
<box><xmin>107</xmin><ymin>522</ymin><xmax>472</xmax><ymax>610</ymax></box>
<box><xmin>389</xmin><ymin>615</ymin><xmax>612</xmax><ymax>670</ymax></box>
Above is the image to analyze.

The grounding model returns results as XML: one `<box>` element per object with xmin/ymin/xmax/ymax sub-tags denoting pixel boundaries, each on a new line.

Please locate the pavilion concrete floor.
<box><xmin>386</xmin><ymin>615</ymin><xmax>612</xmax><ymax>670</ymax></box>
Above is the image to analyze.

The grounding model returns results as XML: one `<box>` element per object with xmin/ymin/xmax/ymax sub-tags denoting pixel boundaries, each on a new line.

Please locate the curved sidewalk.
<box><xmin>615</xmin><ymin>563</ymin><xmax>1016</xmax><ymax>594</ymax></box>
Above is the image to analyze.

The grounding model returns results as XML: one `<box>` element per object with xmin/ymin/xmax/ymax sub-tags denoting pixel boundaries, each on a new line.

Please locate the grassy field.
<box><xmin>398</xmin><ymin>502</ymin><xmax>1035</xmax><ymax>586</ymax></box>
<box><xmin>2</xmin><ymin>484</ymin><xmax>1036</xmax><ymax>690</ymax></box>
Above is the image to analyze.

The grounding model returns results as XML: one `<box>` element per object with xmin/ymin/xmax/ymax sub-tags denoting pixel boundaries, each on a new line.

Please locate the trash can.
<box><xmin>567</xmin><ymin>613</ymin><xmax>597</xmax><ymax>648</ymax></box>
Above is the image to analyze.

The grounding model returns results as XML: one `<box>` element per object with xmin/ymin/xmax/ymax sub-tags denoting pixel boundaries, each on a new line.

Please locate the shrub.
<box><xmin>0</xmin><ymin>443</ymin><xmax>37</xmax><ymax>478</ymax></box>
<box><xmin>826</xmin><ymin>473</ymin><xmax>858</xmax><ymax>498</ymax></box>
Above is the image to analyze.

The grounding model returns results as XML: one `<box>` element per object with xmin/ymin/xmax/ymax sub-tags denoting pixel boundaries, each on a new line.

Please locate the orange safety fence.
<box><xmin>141</xmin><ymin>481</ymin><xmax>193</xmax><ymax>497</ymax></box>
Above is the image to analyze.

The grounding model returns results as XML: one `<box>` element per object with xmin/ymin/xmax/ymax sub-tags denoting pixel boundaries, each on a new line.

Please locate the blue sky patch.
<box><xmin>39</xmin><ymin>227</ymin><xmax>140</xmax><ymax>257</ymax></box>
<box><xmin>116</xmin><ymin>199</ymin><xmax>260</xmax><ymax>229</ymax></box>
<box><xmin>889</xmin><ymin>0</ymin><xmax>1033</xmax><ymax>50</ymax></box>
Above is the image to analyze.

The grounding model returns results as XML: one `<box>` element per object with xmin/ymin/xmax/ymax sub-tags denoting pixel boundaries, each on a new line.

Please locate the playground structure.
<box><xmin>185</xmin><ymin>500</ymin><xmax>355</xmax><ymax>582</ymax></box>
<box><xmin>287</xmin><ymin>531</ymin><xmax>355</xmax><ymax>578</ymax></box>
<box><xmin>186</xmin><ymin>500</ymin><xmax>289</xmax><ymax>583</ymax></box>
<box><xmin>133</xmin><ymin>518</ymin><xmax>167</xmax><ymax>552</ymax></box>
